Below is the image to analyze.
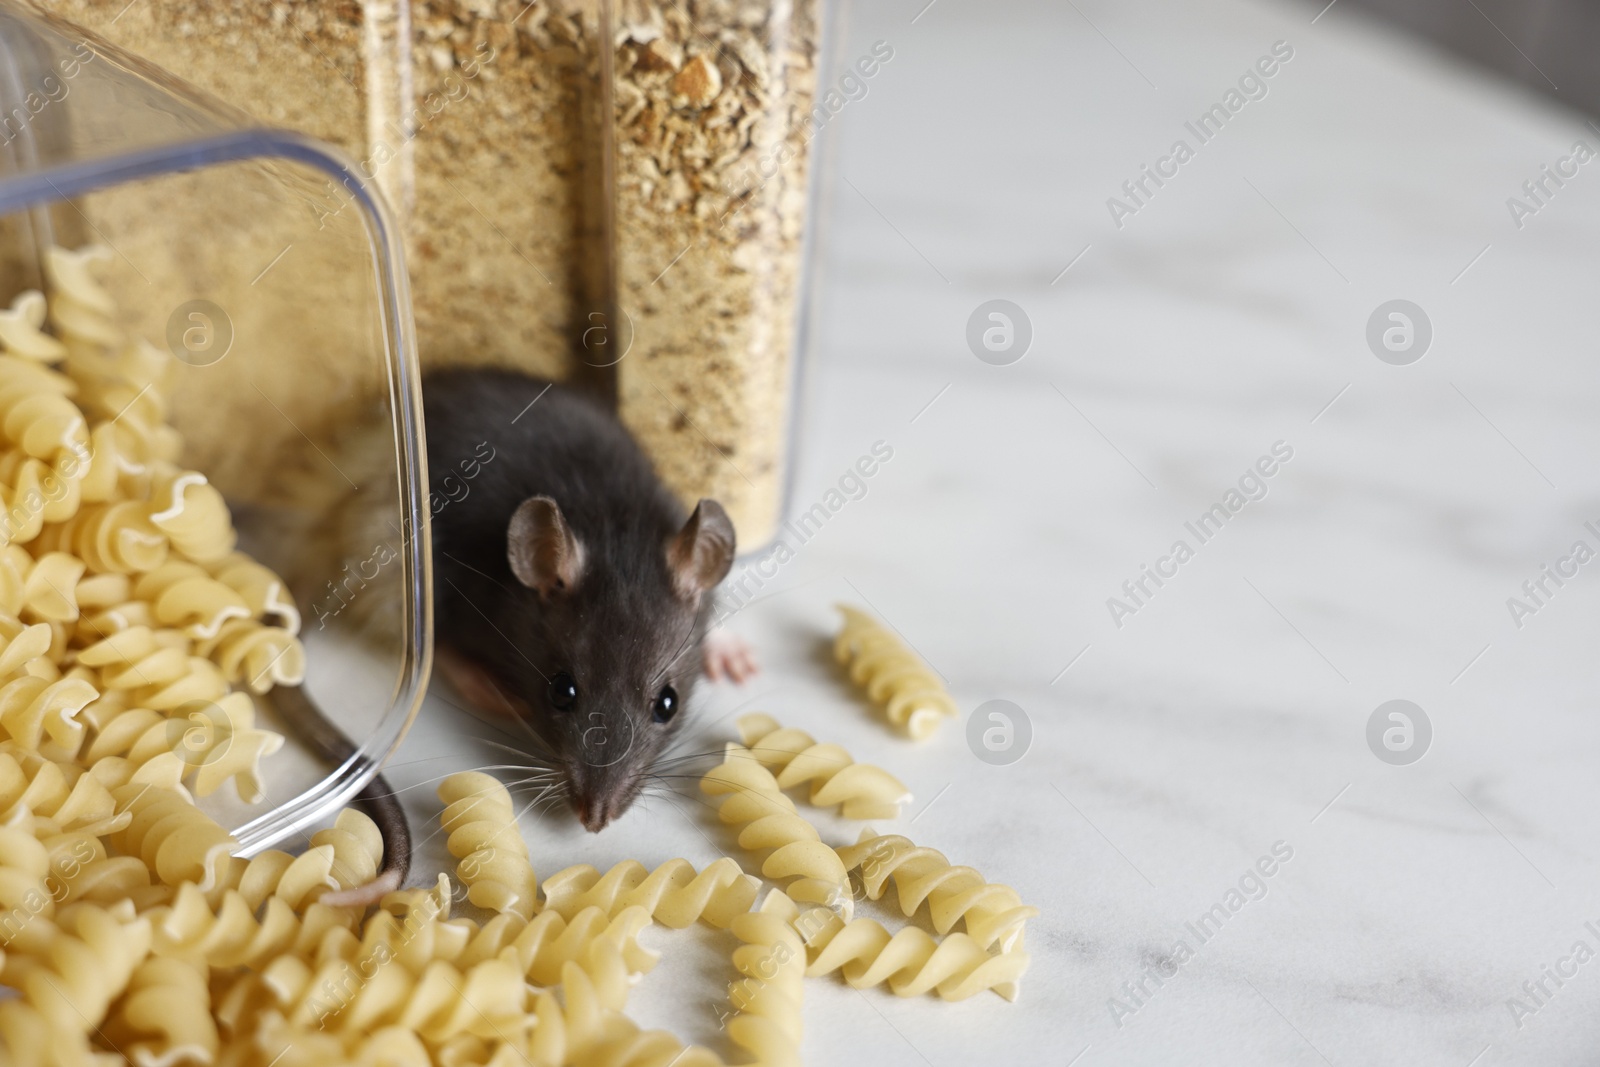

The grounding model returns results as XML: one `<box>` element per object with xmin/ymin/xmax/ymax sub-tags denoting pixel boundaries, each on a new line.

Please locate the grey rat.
<box><xmin>422</xmin><ymin>367</ymin><xmax>747</xmax><ymax>832</ymax></box>
<box><xmin>269</xmin><ymin>368</ymin><xmax>754</xmax><ymax>905</ymax></box>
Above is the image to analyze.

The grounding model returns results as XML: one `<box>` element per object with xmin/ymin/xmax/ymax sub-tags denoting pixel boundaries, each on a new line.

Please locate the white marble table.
<box><xmin>382</xmin><ymin>0</ymin><xmax>1600</xmax><ymax>1063</ymax></box>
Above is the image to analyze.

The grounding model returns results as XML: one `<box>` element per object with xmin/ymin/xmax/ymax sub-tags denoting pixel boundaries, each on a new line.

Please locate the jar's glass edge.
<box><xmin>0</xmin><ymin>128</ymin><xmax>435</xmax><ymax>854</ymax></box>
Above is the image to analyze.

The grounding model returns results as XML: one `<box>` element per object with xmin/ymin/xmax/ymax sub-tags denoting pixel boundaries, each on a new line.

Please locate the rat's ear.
<box><xmin>508</xmin><ymin>495</ymin><xmax>585</xmax><ymax>597</ymax></box>
<box><xmin>667</xmin><ymin>499</ymin><xmax>735</xmax><ymax>600</ymax></box>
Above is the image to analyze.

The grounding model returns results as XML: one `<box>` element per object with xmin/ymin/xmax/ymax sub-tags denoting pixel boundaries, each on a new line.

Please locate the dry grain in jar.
<box><xmin>609</xmin><ymin>0</ymin><xmax>820</xmax><ymax>549</ymax></box>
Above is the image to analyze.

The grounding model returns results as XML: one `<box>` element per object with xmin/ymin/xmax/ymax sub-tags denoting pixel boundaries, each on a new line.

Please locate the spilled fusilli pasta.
<box><xmin>736</xmin><ymin>712</ymin><xmax>912</xmax><ymax>819</ymax></box>
<box><xmin>700</xmin><ymin>741</ymin><xmax>854</xmax><ymax>916</ymax></box>
<box><xmin>437</xmin><ymin>771</ymin><xmax>539</xmax><ymax>920</ymax></box>
<box><xmin>833</xmin><ymin>604</ymin><xmax>959</xmax><ymax>740</ymax></box>
<box><xmin>836</xmin><ymin>828</ymin><xmax>1038</xmax><ymax>952</ymax></box>
<box><xmin>0</xmin><ymin>246</ymin><xmax>314</xmax><ymax>1064</ymax></box>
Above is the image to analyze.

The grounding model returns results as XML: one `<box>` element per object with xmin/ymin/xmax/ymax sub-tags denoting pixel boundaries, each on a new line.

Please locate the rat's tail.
<box><xmin>266</xmin><ymin>684</ymin><xmax>411</xmax><ymax>905</ymax></box>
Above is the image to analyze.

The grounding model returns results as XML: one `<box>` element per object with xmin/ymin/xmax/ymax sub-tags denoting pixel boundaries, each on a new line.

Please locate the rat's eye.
<box><xmin>548</xmin><ymin>672</ymin><xmax>578</xmax><ymax>711</ymax></box>
<box><xmin>652</xmin><ymin>686</ymin><xmax>678</xmax><ymax>724</ymax></box>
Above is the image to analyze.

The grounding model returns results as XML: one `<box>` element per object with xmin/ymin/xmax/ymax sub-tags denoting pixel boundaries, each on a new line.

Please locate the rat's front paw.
<box><xmin>703</xmin><ymin>631</ymin><xmax>759</xmax><ymax>683</ymax></box>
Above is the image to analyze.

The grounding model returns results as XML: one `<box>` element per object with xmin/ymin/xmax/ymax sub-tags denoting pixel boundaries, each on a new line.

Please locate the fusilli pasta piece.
<box><xmin>378</xmin><ymin>870</ymin><xmax>452</xmax><ymax>924</ymax></box>
<box><xmin>257</xmin><ymin>952</ymin><xmax>531</xmax><ymax>1043</ymax></box>
<box><xmin>800</xmin><ymin>908</ymin><xmax>1030</xmax><ymax>1002</ymax></box>
<box><xmin>219</xmin><ymin>849</ymin><xmax>337</xmax><ymax>914</ymax></box>
<box><xmin>149</xmin><ymin>883</ymin><xmax>309</xmax><ymax>970</ymax></box>
<box><xmin>307</xmin><ymin>898</ymin><xmax>459</xmax><ymax>976</ymax></box>
<box><xmin>196</xmin><ymin>617</ymin><xmax>306</xmax><ymax>694</ymax></box>
<box><xmin>494</xmin><ymin>905</ymin><xmax>656</xmax><ymax>988</ymax></box>
<box><xmin>65</xmin><ymin>341</ymin><xmax>170</xmax><ymax>438</ymax></box>
<box><xmin>233</xmin><ymin>908</ymin><xmax>646</xmax><ymax>1049</ymax></box>
<box><xmin>310</xmin><ymin>808</ymin><xmax>386</xmax><ymax>895</ymax></box>
<box><xmin>438</xmin><ymin>772</ymin><xmax>538</xmax><ymax>920</ymax></box>
<box><xmin>134</xmin><ymin>563</ymin><xmax>308</xmax><ymax>691</ymax></box>
<box><xmin>109</xmin><ymin>783</ymin><xmax>236</xmax><ymax>891</ymax></box>
<box><xmin>0</xmin><ymin>449</ymin><xmax>84</xmax><ymax>542</ymax></box>
<box><xmin>539</xmin><ymin>856</ymin><xmax>758</xmax><ymax>929</ymax></box>
<box><xmin>206</xmin><ymin>813</ymin><xmax>383</xmax><ymax>914</ymax></box>
<box><xmin>44</xmin><ymin>830</ymin><xmax>160</xmax><ymax>909</ymax></box>
<box><xmin>269</xmin><ymin>887</ymin><xmax>655</xmax><ymax>1011</ymax></box>
<box><xmin>700</xmin><ymin>742</ymin><xmax>851</xmax><ymax>915</ymax></box>
<box><xmin>147</xmin><ymin>468</ymin><xmax>237</xmax><ymax>564</ymax></box>
<box><xmin>44</xmin><ymin>244</ymin><xmax>120</xmax><ymax>351</ymax></box>
<box><xmin>725</xmin><ymin>888</ymin><xmax>804</xmax><ymax>1067</ymax></box>
<box><xmin>0</xmin><ymin>745</ymin><xmax>126</xmax><ymax>835</ymax></box>
<box><xmin>34</xmin><ymin>499</ymin><xmax>169</xmax><ymax>574</ymax></box>
<box><xmin>206</xmin><ymin>553</ymin><xmax>302</xmax><ymax>634</ymax></box>
<box><xmin>834</xmin><ymin>605</ymin><xmax>958</xmax><ymax>740</ymax></box>
<box><xmin>77</xmin><ymin>419</ymin><xmax>153</xmax><ymax>504</ymax></box>
<box><xmin>0</xmin><ymin>456</ymin><xmax>80</xmax><ymax>547</ymax></box>
<box><xmin>187</xmin><ymin>694</ymin><xmax>285</xmax><ymax>804</ymax></box>
<box><xmin>0</xmin><ymin>902</ymin><xmax>153</xmax><ymax>1065</ymax></box>
<box><xmin>79</xmin><ymin>673</ymin><xmax>282</xmax><ymax>802</ymax></box>
<box><xmin>240</xmin><ymin>1011</ymin><xmax>432</xmax><ymax>1067</ymax></box>
<box><xmin>0</xmin><ymin>616</ymin><xmax>52</xmax><ymax>680</ymax></box>
<box><xmin>135</xmin><ymin>561</ymin><xmax>253</xmax><ymax>639</ymax></box>
<box><xmin>125</xmin><ymin>655</ymin><xmax>230</xmax><ymax>713</ymax></box>
<box><xmin>0</xmin><ymin>356</ymin><xmax>89</xmax><ymax>468</ymax></box>
<box><xmin>78</xmin><ymin>707</ymin><xmax>189</xmax><ymax>794</ymax></box>
<box><xmin>495</xmin><ymin>964</ymin><xmax>724</xmax><ymax>1067</ymax></box>
<box><xmin>0</xmin><ymin>290</ymin><xmax>66</xmax><ymax>362</ymax></box>
<box><xmin>0</xmin><ymin>673</ymin><xmax>96</xmax><ymax>754</ymax></box>
<box><xmin>102</xmin><ymin>956</ymin><xmax>220</xmax><ymax>1067</ymax></box>
<box><xmin>0</xmin><ymin>547</ymin><xmax>86</xmax><ymax>624</ymax></box>
<box><xmin>835</xmin><ymin>829</ymin><xmax>1037</xmax><ymax>952</ymax></box>
<box><xmin>736</xmin><ymin>712</ymin><xmax>912</xmax><ymax>819</ymax></box>
<box><xmin>0</xmin><ymin>819</ymin><xmax>52</xmax><ymax>925</ymax></box>
<box><xmin>76</xmin><ymin>624</ymin><xmax>192</xmax><ymax>692</ymax></box>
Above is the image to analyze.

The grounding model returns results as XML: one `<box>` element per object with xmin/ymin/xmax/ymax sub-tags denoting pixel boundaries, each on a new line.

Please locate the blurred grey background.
<box><xmin>1344</xmin><ymin>0</ymin><xmax>1600</xmax><ymax>114</ymax></box>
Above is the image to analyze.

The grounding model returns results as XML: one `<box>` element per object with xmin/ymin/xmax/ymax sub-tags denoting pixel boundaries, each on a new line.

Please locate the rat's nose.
<box><xmin>575</xmin><ymin>793</ymin><xmax>617</xmax><ymax>833</ymax></box>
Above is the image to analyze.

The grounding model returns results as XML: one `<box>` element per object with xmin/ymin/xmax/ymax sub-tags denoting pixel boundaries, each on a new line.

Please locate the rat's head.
<box><xmin>497</xmin><ymin>493</ymin><xmax>735</xmax><ymax>831</ymax></box>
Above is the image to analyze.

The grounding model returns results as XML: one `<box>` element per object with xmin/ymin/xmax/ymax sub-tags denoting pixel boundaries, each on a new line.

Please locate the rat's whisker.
<box><xmin>457</xmin><ymin>703</ymin><xmax>558</xmax><ymax>761</ymax></box>
<box><xmin>649</xmin><ymin>612</ymin><xmax>703</xmax><ymax>692</ymax></box>
<box><xmin>638</xmin><ymin>781</ymin><xmax>696</xmax><ymax>805</ymax></box>
<box><xmin>729</xmin><ymin>743</ymin><xmax>852</xmax><ymax>771</ymax></box>
<box><xmin>504</xmin><ymin>777</ymin><xmax>560</xmax><ymax>794</ymax></box>
<box><xmin>649</xmin><ymin>748</ymin><xmax>728</xmax><ymax>766</ymax></box>
<box><xmin>649</xmin><ymin>742</ymin><xmax>726</xmax><ymax>758</ymax></box>
<box><xmin>532</xmin><ymin>792</ymin><xmax>569</xmax><ymax>818</ymax></box>
<box><xmin>652</xmin><ymin>734</ymin><xmax>736</xmax><ymax>763</ymax></box>
<box><xmin>660</xmin><ymin>722</ymin><xmax>737</xmax><ymax>755</ymax></box>
<box><xmin>643</xmin><ymin>778</ymin><xmax>728</xmax><ymax>818</ymax></box>
<box><xmin>471</xmin><ymin>734</ymin><xmax>561</xmax><ymax>769</ymax></box>
<box><xmin>371</xmin><ymin>765</ymin><xmax>549</xmax><ymax>798</ymax></box>
<box><xmin>474</xmin><ymin>735</ymin><xmax>551</xmax><ymax>759</ymax></box>
<box><xmin>382</xmin><ymin>752</ymin><xmax>495</xmax><ymax>770</ymax></box>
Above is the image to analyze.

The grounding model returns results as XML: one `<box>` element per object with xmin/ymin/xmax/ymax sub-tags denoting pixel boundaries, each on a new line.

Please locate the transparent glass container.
<box><xmin>0</xmin><ymin>2</ymin><xmax>431</xmax><ymax>853</ymax></box>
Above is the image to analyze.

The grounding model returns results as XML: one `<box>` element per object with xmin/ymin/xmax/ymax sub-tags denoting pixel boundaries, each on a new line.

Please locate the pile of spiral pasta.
<box><xmin>0</xmin><ymin>245</ymin><xmax>316</xmax><ymax>1065</ymax></box>
<box><xmin>1</xmin><ymin>711</ymin><xmax>1032</xmax><ymax>1066</ymax></box>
